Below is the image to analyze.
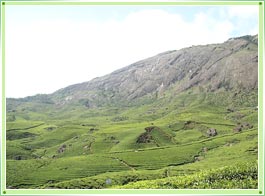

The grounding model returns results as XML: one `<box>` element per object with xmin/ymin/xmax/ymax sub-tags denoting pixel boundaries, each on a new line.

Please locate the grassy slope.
<box><xmin>114</xmin><ymin>161</ymin><xmax>258</xmax><ymax>189</ymax></box>
<box><xmin>6</xmin><ymin>89</ymin><xmax>258</xmax><ymax>188</ymax></box>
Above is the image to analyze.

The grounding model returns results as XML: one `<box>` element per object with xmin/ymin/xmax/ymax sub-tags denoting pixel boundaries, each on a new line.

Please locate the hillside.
<box><xmin>53</xmin><ymin>35</ymin><xmax>257</xmax><ymax>105</ymax></box>
<box><xmin>7</xmin><ymin>34</ymin><xmax>257</xmax><ymax>108</ymax></box>
<box><xmin>6</xmin><ymin>35</ymin><xmax>258</xmax><ymax>189</ymax></box>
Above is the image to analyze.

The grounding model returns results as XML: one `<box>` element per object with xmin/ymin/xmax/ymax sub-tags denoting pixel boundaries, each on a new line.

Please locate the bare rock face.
<box><xmin>207</xmin><ymin>128</ymin><xmax>218</xmax><ymax>137</ymax></box>
<box><xmin>7</xmin><ymin>35</ymin><xmax>258</xmax><ymax>108</ymax></box>
<box><xmin>136</xmin><ymin>126</ymin><xmax>157</xmax><ymax>143</ymax></box>
<box><xmin>233</xmin><ymin>127</ymin><xmax>242</xmax><ymax>133</ymax></box>
<box><xmin>50</xmin><ymin>35</ymin><xmax>257</xmax><ymax>106</ymax></box>
<box><xmin>233</xmin><ymin>122</ymin><xmax>253</xmax><ymax>132</ymax></box>
<box><xmin>57</xmin><ymin>144</ymin><xmax>67</xmax><ymax>153</ymax></box>
<box><xmin>136</xmin><ymin>132</ymin><xmax>153</xmax><ymax>143</ymax></box>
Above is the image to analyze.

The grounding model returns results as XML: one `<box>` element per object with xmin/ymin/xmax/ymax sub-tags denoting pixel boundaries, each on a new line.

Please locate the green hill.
<box><xmin>6</xmin><ymin>35</ymin><xmax>258</xmax><ymax>189</ymax></box>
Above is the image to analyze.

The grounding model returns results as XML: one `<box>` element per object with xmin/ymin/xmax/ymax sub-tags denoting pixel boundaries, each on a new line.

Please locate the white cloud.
<box><xmin>226</xmin><ymin>6</ymin><xmax>259</xmax><ymax>36</ymax></box>
<box><xmin>228</xmin><ymin>6</ymin><xmax>259</xmax><ymax>19</ymax></box>
<box><xmin>5</xmin><ymin>6</ymin><xmax>257</xmax><ymax>98</ymax></box>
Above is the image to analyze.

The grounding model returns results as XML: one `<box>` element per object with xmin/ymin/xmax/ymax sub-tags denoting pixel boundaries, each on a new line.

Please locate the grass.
<box><xmin>114</xmin><ymin>161</ymin><xmax>258</xmax><ymax>189</ymax></box>
<box><xmin>7</xmin><ymin>155</ymin><xmax>130</xmax><ymax>188</ymax></box>
<box><xmin>6</xmin><ymin>89</ymin><xmax>258</xmax><ymax>189</ymax></box>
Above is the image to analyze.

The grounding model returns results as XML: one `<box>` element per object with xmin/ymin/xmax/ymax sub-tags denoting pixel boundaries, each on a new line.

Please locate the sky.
<box><xmin>5</xmin><ymin>5</ymin><xmax>259</xmax><ymax>98</ymax></box>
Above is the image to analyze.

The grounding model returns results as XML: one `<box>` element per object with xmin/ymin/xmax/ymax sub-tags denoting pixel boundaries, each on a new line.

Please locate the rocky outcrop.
<box><xmin>233</xmin><ymin>122</ymin><xmax>253</xmax><ymax>133</ymax></box>
<box><xmin>7</xmin><ymin>35</ymin><xmax>258</xmax><ymax>108</ymax></box>
<box><xmin>136</xmin><ymin>126</ymin><xmax>157</xmax><ymax>143</ymax></box>
<box><xmin>57</xmin><ymin>144</ymin><xmax>67</xmax><ymax>153</ymax></box>
<box><xmin>207</xmin><ymin>128</ymin><xmax>218</xmax><ymax>137</ymax></box>
<box><xmin>51</xmin><ymin>35</ymin><xmax>257</xmax><ymax>106</ymax></box>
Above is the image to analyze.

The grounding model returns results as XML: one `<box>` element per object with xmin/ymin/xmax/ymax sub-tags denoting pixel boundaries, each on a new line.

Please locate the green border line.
<box><xmin>2</xmin><ymin>1</ymin><xmax>261</xmax><ymax>5</ymax></box>
<box><xmin>1</xmin><ymin>1</ymin><xmax>264</xmax><ymax>195</ymax></box>
<box><xmin>2</xmin><ymin>189</ymin><xmax>261</xmax><ymax>195</ymax></box>
<box><xmin>258</xmin><ymin>1</ymin><xmax>264</xmax><ymax>194</ymax></box>
<box><xmin>1</xmin><ymin>0</ymin><xmax>6</xmax><ymax>195</ymax></box>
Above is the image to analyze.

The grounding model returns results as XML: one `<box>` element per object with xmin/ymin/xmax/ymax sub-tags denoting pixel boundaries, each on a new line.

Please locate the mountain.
<box><xmin>8</xmin><ymin>34</ymin><xmax>258</xmax><ymax>109</ymax></box>
<box><xmin>6</xmin><ymin>35</ymin><xmax>259</xmax><ymax>189</ymax></box>
<box><xmin>51</xmin><ymin>34</ymin><xmax>258</xmax><ymax>106</ymax></box>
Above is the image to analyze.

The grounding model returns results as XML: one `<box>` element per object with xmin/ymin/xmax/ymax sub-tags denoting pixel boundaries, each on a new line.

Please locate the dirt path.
<box><xmin>110</xmin><ymin>156</ymin><xmax>136</xmax><ymax>171</ymax></box>
<box><xmin>7</xmin><ymin>123</ymin><xmax>45</xmax><ymax>131</ymax></box>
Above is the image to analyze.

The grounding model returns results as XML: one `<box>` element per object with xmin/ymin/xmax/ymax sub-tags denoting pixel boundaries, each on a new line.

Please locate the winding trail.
<box><xmin>109</xmin><ymin>156</ymin><xmax>136</xmax><ymax>171</ymax></box>
<box><xmin>7</xmin><ymin>123</ymin><xmax>45</xmax><ymax>131</ymax></box>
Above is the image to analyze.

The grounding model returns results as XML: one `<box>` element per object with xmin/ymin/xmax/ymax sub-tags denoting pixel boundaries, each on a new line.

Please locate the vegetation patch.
<box><xmin>115</xmin><ymin>162</ymin><xmax>258</xmax><ymax>189</ymax></box>
<box><xmin>6</xmin><ymin>82</ymin><xmax>258</xmax><ymax>189</ymax></box>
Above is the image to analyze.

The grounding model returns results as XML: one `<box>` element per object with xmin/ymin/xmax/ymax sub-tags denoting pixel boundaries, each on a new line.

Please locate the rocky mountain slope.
<box><xmin>53</xmin><ymin>35</ymin><xmax>257</xmax><ymax>105</ymax></box>
<box><xmin>8</xmin><ymin>35</ymin><xmax>258</xmax><ymax>108</ymax></box>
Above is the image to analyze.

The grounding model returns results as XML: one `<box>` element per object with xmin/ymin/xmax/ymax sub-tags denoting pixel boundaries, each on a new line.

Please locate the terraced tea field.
<box><xmin>6</xmin><ymin>89</ymin><xmax>258</xmax><ymax>189</ymax></box>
